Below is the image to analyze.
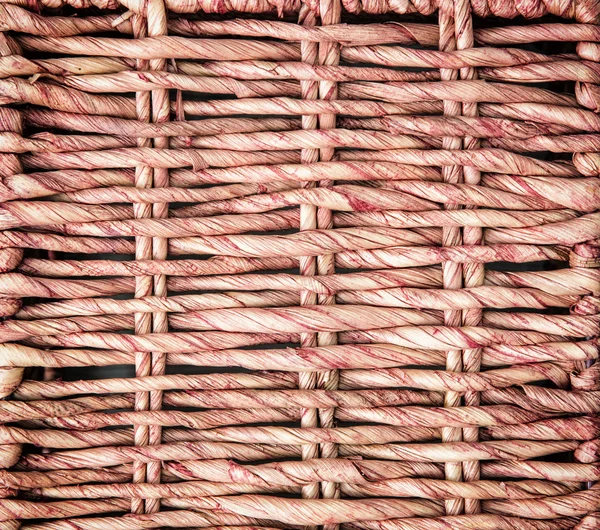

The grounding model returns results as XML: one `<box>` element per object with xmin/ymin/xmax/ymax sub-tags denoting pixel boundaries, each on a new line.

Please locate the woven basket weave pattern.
<box><xmin>0</xmin><ymin>0</ymin><xmax>599</xmax><ymax>527</ymax></box>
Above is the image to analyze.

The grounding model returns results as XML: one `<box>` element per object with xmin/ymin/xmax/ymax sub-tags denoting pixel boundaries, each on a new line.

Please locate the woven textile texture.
<box><xmin>0</xmin><ymin>0</ymin><xmax>599</xmax><ymax>527</ymax></box>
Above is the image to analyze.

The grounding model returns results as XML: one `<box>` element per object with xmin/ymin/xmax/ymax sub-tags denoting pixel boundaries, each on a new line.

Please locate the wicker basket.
<box><xmin>0</xmin><ymin>0</ymin><xmax>599</xmax><ymax>527</ymax></box>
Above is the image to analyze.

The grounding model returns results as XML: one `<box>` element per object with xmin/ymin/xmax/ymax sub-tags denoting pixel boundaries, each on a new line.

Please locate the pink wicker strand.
<box><xmin>438</xmin><ymin>0</ymin><xmax>465</xmax><ymax>516</ymax></box>
<box><xmin>316</xmin><ymin>1</ymin><xmax>342</xmax><ymax>521</ymax></box>
<box><xmin>130</xmin><ymin>8</ymin><xmax>153</xmax><ymax>516</ymax></box>
<box><xmin>454</xmin><ymin>0</ymin><xmax>483</xmax><ymax>516</ymax></box>
<box><xmin>0</xmin><ymin>43</ymin><xmax>24</xmax><ymax>530</ymax></box>
<box><xmin>0</xmin><ymin>0</ymin><xmax>599</xmax><ymax>528</ymax></box>
<box><xmin>298</xmin><ymin>0</ymin><xmax>321</xmax><ymax>510</ymax></box>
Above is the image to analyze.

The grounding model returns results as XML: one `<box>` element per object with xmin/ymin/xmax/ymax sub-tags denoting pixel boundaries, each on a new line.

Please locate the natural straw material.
<box><xmin>0</xmin><ymin>0</ymin><xmax>599</xmax><ymax>528</ymax></box>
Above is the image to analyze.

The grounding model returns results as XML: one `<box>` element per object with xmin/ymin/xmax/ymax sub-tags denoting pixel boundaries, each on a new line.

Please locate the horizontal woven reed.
<box><xmin>0</xmin><ymin>0</ymin><xmax>599</xmax><ymax>528</ymax></box>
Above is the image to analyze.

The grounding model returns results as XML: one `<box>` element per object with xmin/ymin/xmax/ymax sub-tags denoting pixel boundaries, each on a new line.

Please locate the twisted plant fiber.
<box><xmin>0</xmin><ymin>0</ymin><xmax>600</xmax><ymax>528</ymax></box>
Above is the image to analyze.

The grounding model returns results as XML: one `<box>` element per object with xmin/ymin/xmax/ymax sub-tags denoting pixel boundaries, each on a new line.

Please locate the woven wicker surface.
<box><xmin>0</xmin><ymin>0</ymin><xmax>599</xmax><ymax>527</ymax></box>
